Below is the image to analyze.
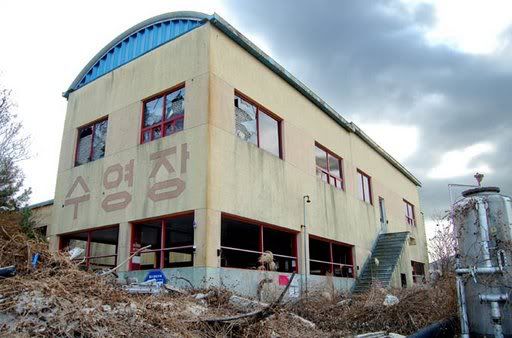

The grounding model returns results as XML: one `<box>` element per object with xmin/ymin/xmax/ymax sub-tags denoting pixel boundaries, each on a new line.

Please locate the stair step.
<box><xmin>351</xmin><ymin>231</ymin><xmax>409</xmax><ymax>293</ymax></box>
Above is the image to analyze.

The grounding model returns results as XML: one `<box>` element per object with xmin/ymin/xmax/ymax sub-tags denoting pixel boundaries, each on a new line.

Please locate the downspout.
<box><xmin>302</xmin><ymin>195</ymin><xmax>311</xmax><ymax>295</ymax></box>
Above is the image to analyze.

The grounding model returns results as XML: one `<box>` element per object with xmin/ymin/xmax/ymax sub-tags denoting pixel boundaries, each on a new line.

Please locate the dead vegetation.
<box><xmin>0</xmin><ymin>211</ymin><xmax>458</xmax><ymax>337</ymax></box>
<box><xmin>292</xmin><ymin>276</ymin><xmax>458</xmax><ymax>336</ymax></box>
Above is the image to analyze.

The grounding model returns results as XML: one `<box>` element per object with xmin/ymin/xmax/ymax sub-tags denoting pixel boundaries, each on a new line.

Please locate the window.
<box><xmin>75</xmin><ymin>118</ymin><xmax>108</xmax><ymax>166</ymax></box>
<box><xmin>309</xmin><ymin>236</ymin><xmax>354</xmax><ymax>278</ymax></box>
<box><xmin>130</xmin><ymin>213</ymin><xmax>194</xmax><ymax>270</ymax></box>
<box><xmin>234</xmin><ymin>92</ymin><xmax>282</xmax><ymax>158</ymax></box>
<box><xmin>411</xmin><ymin>261</ymin><xmax>425</xmax><ymax>283</ymax></box>
<box><xmin>404</xmin><ymin>199</ymin><xmax>416</xmax><ymax>226</ymax></box>
<box><xmin>220</xmin><ymin>215</ymin><xmax>297</xmax><ymax>272</ymax></box>
<box><xmin>59</xmin><ymin>226</ymin><xmax>119</xmax><ymax>270</ymax></box>
<box><xmin>357</xmin><ymin>169</ymin><xmax>372</xmax><ymax>204</ymax></box>
<box><xmin>315</xmin><ymin>143</ymin><xmax>344</xmax><ymax>189</ymax></box>
<box><xmin>141</xmin><ymin>85</ymin><xmax>185</xmax><ymax>144</ymax></box>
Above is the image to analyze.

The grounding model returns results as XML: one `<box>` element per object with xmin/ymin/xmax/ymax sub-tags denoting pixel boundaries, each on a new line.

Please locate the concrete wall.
<box><xmin>51</xmin><ymin>21</ymin><xmax>428</xmax><ymax>290</ymax></box>
<box><xmin>120</xmin><ymin>267</ymin><xmax>354</xmax><ymax>300</ymax></box>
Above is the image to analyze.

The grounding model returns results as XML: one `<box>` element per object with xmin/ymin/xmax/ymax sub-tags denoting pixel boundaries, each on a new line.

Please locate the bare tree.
<box><xmin>428</xmin><ymin>210</ymin><xmax>456</xmax><ymax>277</ymax></box>
<box><xmin>0</xmin><ymin>84</ymin><xmax>31</xmax><ymax>210</ymax></box>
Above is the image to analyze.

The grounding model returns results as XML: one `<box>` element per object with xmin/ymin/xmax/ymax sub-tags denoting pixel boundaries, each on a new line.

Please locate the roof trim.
<box><xmin>63</xmin><ymin>11</ymin><xmax>210</xmax><ymax>98</ymax></box>
<box><xmin>209</xmin><ymin>13</ymin><xmax>421</xmax><ymax>186</ymax></box>
<box><xmin>29</xmin><ymin>199</ymin><xmax>54</xmax><ymax>209</ymax></box>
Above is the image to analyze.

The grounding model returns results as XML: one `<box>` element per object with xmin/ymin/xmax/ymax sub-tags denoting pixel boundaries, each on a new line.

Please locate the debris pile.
<box><xmin>0</xmin><ymin>211</ymin><xmax>458</xmax><ymax>337</ymax></box>
<box><xmin>292</xmin><ymin>277</ymin><xmax>458</xmax><ymax>336</ymax></box>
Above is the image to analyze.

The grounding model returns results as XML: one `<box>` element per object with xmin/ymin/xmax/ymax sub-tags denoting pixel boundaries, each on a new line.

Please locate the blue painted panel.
<box><xmin>74</xmin><ymin>18</ymin><xmax>204</xmax><ymax>90</ymax></box>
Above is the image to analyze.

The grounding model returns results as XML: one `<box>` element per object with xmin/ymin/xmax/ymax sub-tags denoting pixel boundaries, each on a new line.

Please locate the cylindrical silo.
<box><xmin>454</xmin><ymin>186</ymin><xmax>512</xmax><ymax>338</ymax></box>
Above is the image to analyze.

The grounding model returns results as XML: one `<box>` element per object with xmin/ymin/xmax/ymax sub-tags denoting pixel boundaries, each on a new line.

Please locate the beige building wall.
<box><xmin>51</xmin><ymin>25</ymin><xmax>211</xmax><ymax>261</ymax></box>
<box><xmin>51</xmin><ymin>20</ymin><xmax>428</xmax><ymax>283</ymax></box>
<box><xmin>31</xmin><ymin>203</ymin><xmax>53</xmax><ymax>236</ymax></box>
<box><xmin>207</xmin><ymin>23</ymin><xmax>428</xmax><ymax>278</ymax></box>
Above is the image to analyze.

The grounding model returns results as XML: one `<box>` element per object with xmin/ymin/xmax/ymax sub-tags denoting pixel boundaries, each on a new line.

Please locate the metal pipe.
<box><xmin>479</xmin><ymin>294</ymin><xmax>509</xmax><ymax>303</ymax></box>
<box><xmin>476</xmin><ymin>199</ymin><xmax>492</xmax><ymax>266</ymax></box>
<box><xmin>456</xmin><ymin>256</ymin><xmax>470</xmax><ymax>338</ymax></box>
<box><xmin>456</xmin><ymin>267</ymin><xmax>502</xmax><ymax>274</ymax></box>
<box><xmin>476</xmin><ymin>198</ymin><xmax>504</xmax><ymax>338</ymax></box>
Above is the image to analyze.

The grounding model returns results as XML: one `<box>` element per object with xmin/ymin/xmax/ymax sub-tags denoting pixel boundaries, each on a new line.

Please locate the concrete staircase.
<box><xmin>352</xmin><ymin>231</ymin><xmax>409</xmax><ymax>293</ymax></box>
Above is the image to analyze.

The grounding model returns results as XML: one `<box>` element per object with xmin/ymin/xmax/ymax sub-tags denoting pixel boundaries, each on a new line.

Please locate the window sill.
<box><xmin>74</xmin><ymin>157</ymin><xmax>104</xmax><ymax>167</ymax></box>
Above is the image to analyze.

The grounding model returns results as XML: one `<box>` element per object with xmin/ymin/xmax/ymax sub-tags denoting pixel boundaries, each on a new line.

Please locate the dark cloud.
<box><xmin>223</xmin><ymin>0</ymin><xmax>512</xmax><ymax>216</ymax></box>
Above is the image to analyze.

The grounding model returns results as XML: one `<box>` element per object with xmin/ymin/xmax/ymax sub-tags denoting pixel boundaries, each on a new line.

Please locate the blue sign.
<box><xmin>144</xmin><ymin>270</ymin><xmax>167</xmax><ymax>285</ymax></box>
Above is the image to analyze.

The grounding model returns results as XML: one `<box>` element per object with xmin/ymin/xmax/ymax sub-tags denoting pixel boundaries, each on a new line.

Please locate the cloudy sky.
<box><xmin>1</xmin><ymin>0</ymin><xmax>511</xmax><ymax>235</ymax></box>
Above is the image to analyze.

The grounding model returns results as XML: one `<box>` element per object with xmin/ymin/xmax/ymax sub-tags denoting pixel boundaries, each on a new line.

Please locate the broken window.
<box><xmin>315</xmin><ymin>143</ymin><xmax>343</xmax><ymax>189</ymax></box>
<box><xmin>234</xmin><ymin>92</ymin><xmax>282</xmax><ymax>158</ymax></box>
<box><xmin>220</xmin><ymin>215</ymin><xmax>297</xmax><ymax>272</ymax></box>
<box><xmin>59</xmin><ymin>226</ymin><xmax>119</xmax><ymax>270</ymax></box>
<box><xmin>76</xmin><ymin>118</ymin><xmax>108</xmax><ymax>166</ymax></box>
<box><xmin>141</xmin><ymin>85</ymin><xmax>185</xmax><ymax>144</ymax></box>
<box><xmin>404</xmin><ymin>200</ymin><xmax>416</xmax><ymax>226</ymax></box>
<box><xmin>357</xmin><ymin>169</ymin><xmax>372</xmax><ymax>204</ymax></box>
<box><xmin>130</xmin><ymin>213</ymin><xmax>194</xmax><ymax>270</ymax></box>
<box><xmin>309</xmin><ymin>236</ymin><xmax>354</xmax><ymax>278</ymax></box>
<box><xmin>411</xmin><ymin>261</ymin><xmax>425</xmax><ymax>283</ymax></box>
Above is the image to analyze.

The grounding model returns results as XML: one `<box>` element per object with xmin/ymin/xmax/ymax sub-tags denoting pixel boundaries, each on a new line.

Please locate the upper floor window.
<box><xmin>141</xmin><ymin>85</ymin><xmax>185</xmax><ymax>144</ymax></box>
<box><xmin>234</xmin><ymin>92</ymin><xmax>282</xmax><ymax>158</ymax></box>
<box><xmin>357</xmin><ymin>169</ymin><xmax>372</xmax><ymax>204</ymax></box>
<box><xmin>75</xmin><ymin>118</ymin><xmax>108</xmax><ymax>166</ymax></box>
<box><xmin>404</xmin><ymin>199</ymin><xmax>416</xmax><ymax>226</ymax></box>
<box><xmin>315</xmin><ymin>143</ymin><xmax>344</xmax><ymax>189</ymax></box>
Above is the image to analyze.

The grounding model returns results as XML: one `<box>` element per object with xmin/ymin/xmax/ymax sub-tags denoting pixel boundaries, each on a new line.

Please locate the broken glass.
<box><xmin>234</xmin><ymin>95</ymin><xmax>257</xmax><ymax>145</ymax></box>
<box><xmin>91</xmin><ymin>120</ymin><xmax>108</xmax><ymax>161</ymax></box>
<box><xmin>144</xmin><ymin>97</ymin><xmax>163</xmax><ymax>127</ymax></box>
<box><xmin>76</xmin><ymin>126</ymin><xmax>93</xmax><ymax>165</ymax></box>
<box><xmin>165</xmin><ymin>88</ymin><xmax>185</xmax><ymax>120</ymax></box>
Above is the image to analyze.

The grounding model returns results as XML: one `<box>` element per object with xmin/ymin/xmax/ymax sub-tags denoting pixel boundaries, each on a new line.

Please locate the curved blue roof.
<box><xmin>64</xmin><ymin>11</ymin><xmax>209</xmax><ymax>97</ymax></box>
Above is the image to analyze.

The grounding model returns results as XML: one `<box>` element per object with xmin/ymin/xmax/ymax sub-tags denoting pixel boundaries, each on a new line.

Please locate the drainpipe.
<box><xmin>302</xmin><ymin>195</ymin><xmax>311</xmax><ymax>295</ymax></box>
<box><xmin>476</xmin><ymin>198</ymin><xmax>504</xmax><ymax>338</ymax></box>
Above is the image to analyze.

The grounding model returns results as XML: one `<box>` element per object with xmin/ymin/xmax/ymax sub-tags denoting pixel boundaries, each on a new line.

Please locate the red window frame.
<box><xmin>315</xmin><ymin>142</ymin><xmax>344</xmax><ymax>190</ymax></box>
<box><xmin>220</xmin><ymin>213</ymin><xmax>298</xmax><ymax>272</ymax></box>
<box><xmin>74</xmin><ymin>117</ymin><xmax>108</xmax><ymax>166</ymax></box>
<box><xmin>357</xmin><ymin>169</ymin><xmax>373</xmax><ymax>205</ymax></box>
<box><xmin>140</xmin><ymin>83</ymin><xmax>185</xmax><ymax>144</ymax></box>
<box><xmin>404</xmin><ymin>199</ymin><xmax>416</xmax><ymax>226</ymax></box>
<box><xmin>411</xmin><ymin>261</ymin><xmax>425</xmax><ymax>283</ymax></box>
<box><xmin>129</xmin><ymin>211</ymin><xmax>195</xmax><ymax>270</ymax></box>
<box><xmin>309</xmin><ymin>234</ymin><xmax>355</xmax><ymax>278</ymax></box>
<box><xmin>59</xmin><ymin>225</ymin><xmax>119</xmax><ymax>270</ymax></box>
<box><xmin>234</xmin><ymin>91</ymin><xmax>283</xmax><ymax>159</ymax></box>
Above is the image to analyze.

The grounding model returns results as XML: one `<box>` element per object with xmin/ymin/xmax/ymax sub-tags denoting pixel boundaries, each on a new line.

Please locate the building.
<box><xmin>39</xmin><ymin>11</ymin><xmax>428</xmax><ymax>296</ymax></box>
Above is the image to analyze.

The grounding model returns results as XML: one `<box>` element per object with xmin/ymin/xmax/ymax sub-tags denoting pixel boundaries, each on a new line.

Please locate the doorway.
<box><xmin>378</xmin><ymin>197</ymin><xmax>387</xmax><ymax>233</ymax></box>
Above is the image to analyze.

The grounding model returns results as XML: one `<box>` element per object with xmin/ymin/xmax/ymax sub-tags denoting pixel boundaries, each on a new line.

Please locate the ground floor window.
<box><xmin>309</xmin><ymin>236</ymin><xmax>354</xmax><ymax>278</ymax></box>
<box><xmin>220</xmin><ymin>215</ymin><xmax>298</xmax><ymax>273</ymax></box>
<box><xmin>59</xmin><ymin>226</ymin><xmax>119</xmax><ymax>270</ymax></box>
<box><xmin>130</xmin><ymin>213</ymin><xmax>194</xmax><ymax>270</ymax></box>
<box><xmin>411</xmin><ymin>261</ymin><xmax>425</xmax><ymax>283</ymax></box>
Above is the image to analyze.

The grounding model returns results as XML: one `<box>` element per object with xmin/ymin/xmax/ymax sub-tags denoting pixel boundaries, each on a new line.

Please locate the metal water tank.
<box><xmin>454</xmin><ymin>186</ymin><xmax>512</xmax><ymax>337</ymax></box>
